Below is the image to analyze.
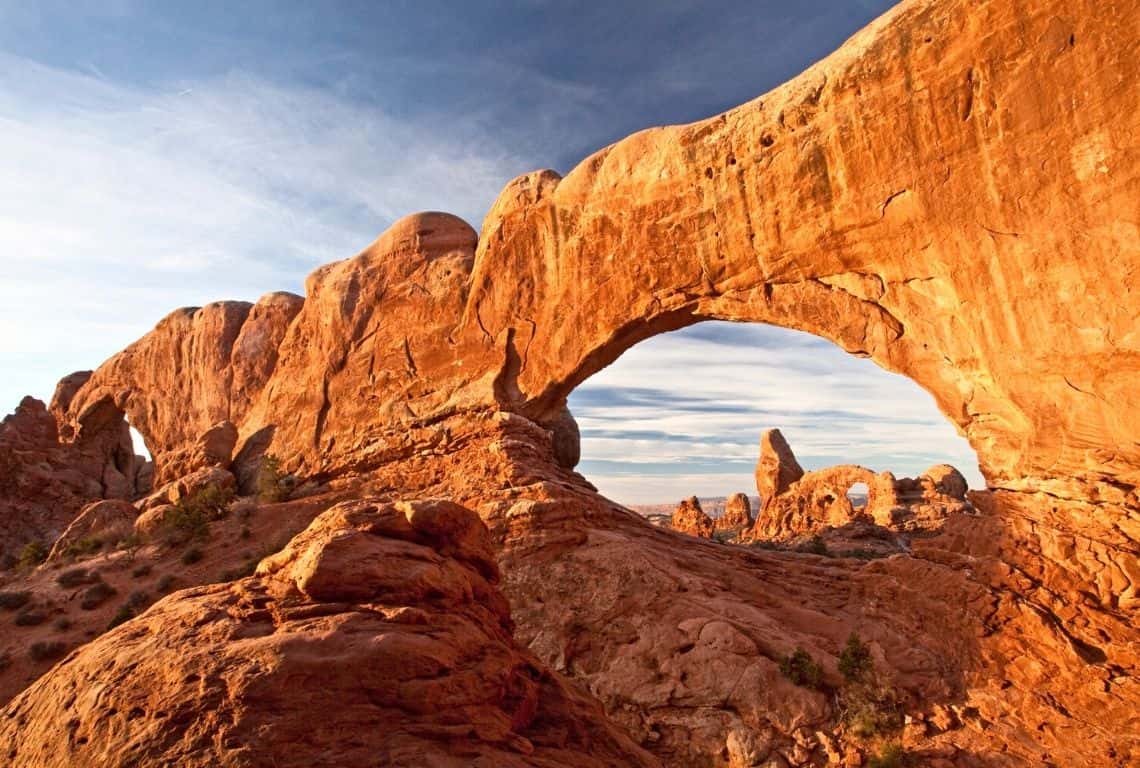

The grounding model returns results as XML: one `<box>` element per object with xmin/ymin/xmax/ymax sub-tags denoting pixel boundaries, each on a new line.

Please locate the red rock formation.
<box><xmin>0</xmin><ymin>499</ymin><xmax>657</xmax><ymax>768</ymax></box>
<box><xmin>1</xmin><ymin>0</ymin><xmax>1138</xmax><ymax>765</ymax></box>
<box><xmin>46</xmin><ymin>500</ymin><xmax>136</xmax><ymax>561</ymax></box>
<box><xmin>716</xmin><ymin>492</ymin><xmax>754</xmax><ymax>532</ymax></box>
<box><xmin>0</xmin><ymin>394</ymin><xmax>138</xmax><ymax>560</ymax></box>
<box><xmin>671</xmin><ymin>496</ymin><xmax>714</xmax><ymax>539</ymax></box>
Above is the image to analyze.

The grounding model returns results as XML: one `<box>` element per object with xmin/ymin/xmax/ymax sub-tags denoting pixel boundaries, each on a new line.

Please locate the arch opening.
<box><xmin>566</xmin><ymin>321</ymin><xmax>981</xmax><ymax>523</ymax></box>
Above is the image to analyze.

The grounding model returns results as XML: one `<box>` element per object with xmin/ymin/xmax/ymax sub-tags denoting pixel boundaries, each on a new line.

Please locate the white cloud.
<box><xmin>571</xmin><ymin>323</ymin><xmax>983</xmax><ymax>504</ymax></box>
<box><xmin>0</xmin><ymin>54</ymin><xmax>532</xmax><ymax>410</ymax></box>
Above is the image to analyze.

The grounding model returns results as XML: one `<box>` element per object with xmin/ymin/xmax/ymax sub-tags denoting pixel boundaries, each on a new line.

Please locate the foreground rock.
<box><xmin>0</xmin><ymin>499</ymin><xmax>657</xmax><ymax>768</ymax></box>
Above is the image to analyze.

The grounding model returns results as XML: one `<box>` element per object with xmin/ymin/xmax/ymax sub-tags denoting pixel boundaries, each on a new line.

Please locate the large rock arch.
<box><xmin>26</xmin><ymin>0</ymin><xmax>1139</xmax><ymax>763</ymax></box>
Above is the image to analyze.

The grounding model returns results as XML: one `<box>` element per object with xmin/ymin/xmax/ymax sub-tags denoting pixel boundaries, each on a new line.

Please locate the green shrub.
<box><xmin>165</xmin><ymin>484</ymin><xmax>234</xmax><ymax>543</ymax></box>
<box><xmin>54</xmin><ymin>617</ymin><xmax>72</xmax><ymax>631</ymax></box>
<box><xmin>868</xmin><ymin>742</ymin><xmax>915</xmax><ymax>768</ymax></box>
<box><xmin>79</xmin><ymin>580</ymin><xmax>117</xmax><ymax>610</ymax></box>
<box><xmin>779</xmin><ymin>647</ymin><xmax>824</xmax><ymax>689</ymax></box>
<box><xmin>181</xmin><ymin>547</ymin><xmax>203</xmax><ymax>565</ymax></box>
<box><xmin>156</xmin><ymin>574</ymin><xmax>176</xmax><ymax>593</ymax></box>
<box><xmin>57</xmin><ymin>568</ymin><xmax>95</xmax><ymax>588</ymax></box>
<box><xmin>0</xmin><ymin>590</ymin><xmax>31</xmax><ymax>610</ymax></box>
<box><xmin>797</xmin><ymin>535</ymin><xmax>830</xmax><ymax>556</ymax></box>
<box><xmin>60</xmin><ymin>537</ymin><xmax>103</xmax><ymax>560</ymax></box>
<box><xmin>841</xmin><ymin>679</ymin><xmax>904</xmax><ymax>739</ymax></box>
<box><xmin>28</xmin><ymin>640</ymin><xmax>67</xmax><ymax>662</ymax></box>
<box><xmin>256</xmin><ymin>454</ymin><xmax>294</xmax><ymax>503</ymax></box>
<box><xmin>105</xmin><ymin>592</ymin><xmax>150</xmax><ymax>632</ymax></box>
<box><xmin>18</xmin><ymin>541</ymin><xmax>47</xmax><ymax>569</ymax></box>
<box><xmin>131</xmin><ymin>563</ymin><xmax>152</xmax><ymax>579</ymax></box>
<box><xmin>839</xmin><ymin>633</ymin><xmax>874</xmax><ymax>683</ymax></box>
<box><xmin>14</xmin><ymin>611</ymin><xmax>46</xmax><ymax>626</ymax></box>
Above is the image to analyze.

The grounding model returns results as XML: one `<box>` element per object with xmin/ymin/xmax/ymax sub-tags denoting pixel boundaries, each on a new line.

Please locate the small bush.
<box><xmin>14</xmin><ymin>611</ymin><xmax>46</xmax><ymax>626</ymax></box>
<box><xmin>18</xmin><ymin>541</ymin><xmax>47</xmax><ymax>569</ymax></box>
<box><xmin>181</xmin><ymin>547</ymin><xmax>203</xmax><ymax>565</ymax></box>
<box><xmin>156</xmin><ymin>574</ymin><xmax>176</xmax><ymax>593</ymax></box>
<box><xmin>779</xmin><ymin>647</ymin><xmax>824</xmax><ymax>689</ymax></box>
<box><xmin>0</xmin><ymin>652</ymin><xmax>10</xmax><ymax>671</ymax></box>
<box><xmin>165</xmin><ymin>484</ymin><xmax>234</xmax><ymax>543</ymax></box>
<box><xmin>838</xmin><ymin>548</ymin><xmax>881</xmax><ymax>560</ymax></box>
<box><xmin>80</xmin><ymin>581</ymin><xmax>117</xmax><ymax>610</ymax></box>
<box><xmin>57</xmin><ymin>568</ymin><xmax>95</xmax><ymax>588</ymax></box>
<box><xmin>131</xmin><ymin>564</ymin><xmax>153</xmax><ymax>579</ymax></box>
<box><xmin>0</xmin><ymin>590</ymin><xmax>32</xmax><ymax>611</ymax></box>
<box><xmin>60</xmin><ymin>537</ymin><xmax>103</xmax><ymax>560</ymax></box>
<box><xmin>868</xmin><ymin>743</ymin><xmax>915</xmax><ymax>768</ymax></box>
<box><xmin>839</xmin><ymin>633</ymin><xmax>874</xmax><ymax>683</ymax></box>
<box><xmin>239</xmin><ymin>525</ymin><xmax>251</xmax><ymax>540</ymax></box>
<box><xmin>256</xmin><ymin>454</ymin><xmax>294</xmax><ymax>503</ymax></box>
<box><xmin>126</xmin><ymin>590</ymin><xmax>151</xmax><ymax>611</ymax></box>
<box><xmin>841</xmin><ymin>679</ymin><xmax>904</xmax><ymax>739</ymax></box>
<box><xmin>797</xmin><ymin>535</ymin><xmax>830</xmax><ymax>556</ymax></box>
<box><xmin>54</xmin><ymin>617</ymin><xmax>72</xmax><ymax>631</ymax></box>
<box><xmin>28</xmin><ymin>640</ymin><xmax>67</xmax><ymax>662</ymax></box>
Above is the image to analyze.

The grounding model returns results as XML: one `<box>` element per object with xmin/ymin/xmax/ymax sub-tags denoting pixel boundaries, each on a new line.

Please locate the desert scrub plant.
<box><xmin>131</xmin><ymin>563</ymin><xmax>152</xmax><ymax>579</ymax></box>
<box><xmin>156</xmin><ymin>574</ymin><xmax>176</xmax><ymax>593</ymax></box>
<box><xmin>165</xmin><ymin>484</ymin><xmax>235</xmax><ymax>544</ymax></box>
<box><xmin>18</xmin><ymin>540</ymin><xmax>47</xmax><ymax>569</ymax></box>
<box><xmin>14</xmin><ymin>610</ymin><xmax>46</xmax><ymax>626</ymax></box>
<box><xmin>839</xmin><ymin>632</ymin><xmax>874</xmax><ymax>683</ymax></box>
<box><xmin>796</xmin><ymin>535</ymin><xmax>830</xmax><ymax>556</ymax></box>
<box><xmin>28</xmin><ymin>640</ymin><xmax>67</xmax><ymax>662</ymax></box>
<box><xmin>57</xmin><ymin>567</ymin><xmax>95</xmax><ymax>588</ymax></box>
<box><xmin>0</xmin><ymin>590</ymin><xmax>31</xmax><ymax>610</ymax></box>
<box><xmin>53</xmin><ymin>617</ymin><xmax>72</xmax><ymax>631</ymax></box>
<box><xmin>868</xmin><ymin>742</ymin><xmax>916</xmax><ymax>768</ymax></box>
<box><xmin>779</xmin><ymin>647</ymin><xmax>824</xmax><ymax>689</ymax></box>
<box><xmin>79</xmin><ymin>580</ymin><xmax>117</xmax><ymax>610</ymax></box>
<box><xmin>60</xmin><ymin>537</ymin><xmax>103</xmax><ymax>560</ymax></box>
<box><xmin>106</xmin><ymin>591</ymin><xmax>151</xmax><ymax>631</ymax></box>
<box><xmin>256</xmin><ymin>453</ymin><xmax>294</xmax><ymax>503</ymax></box>
<box><xmin>181</xmin><ymin>546</ymin><xmax>204</xmax><ymax>565</ymax></box>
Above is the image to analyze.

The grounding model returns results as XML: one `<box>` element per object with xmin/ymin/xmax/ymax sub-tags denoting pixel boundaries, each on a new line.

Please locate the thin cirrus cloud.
<box><xmin>0</xmin><ymin>53</ymin><xmax>536</xmax><ymax>411</ymax></box>
<box><xmin>569</xmin><ymin>322</ymin><xmax>983</xmax><ymax>505</ymax></box>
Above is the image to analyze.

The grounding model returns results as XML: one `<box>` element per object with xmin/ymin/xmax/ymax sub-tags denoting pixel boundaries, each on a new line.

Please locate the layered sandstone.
<box><xmin>0</xmin><ymin>499</ymin><xmax>656</xmax><ymax>768</ymax></box>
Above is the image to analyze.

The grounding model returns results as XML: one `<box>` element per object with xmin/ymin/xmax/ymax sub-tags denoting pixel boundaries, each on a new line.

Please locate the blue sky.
<box><xmin>0</xmin><ymin>0</ymin><xmax>980</xmax><ymax>501</ymax></box>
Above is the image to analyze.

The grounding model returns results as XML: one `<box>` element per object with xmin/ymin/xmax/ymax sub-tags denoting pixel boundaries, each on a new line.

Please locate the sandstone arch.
<box><xmin>8</xmin><ymin>0</ymin><xmax>1139</xmax><ymax>764</ymax></box>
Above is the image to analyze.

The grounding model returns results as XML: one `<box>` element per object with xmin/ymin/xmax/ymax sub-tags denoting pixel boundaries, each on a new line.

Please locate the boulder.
<box><xmin>47</xmin><ymin>499</ymin><xmax>137</xmax><ymax>560</ymax></box>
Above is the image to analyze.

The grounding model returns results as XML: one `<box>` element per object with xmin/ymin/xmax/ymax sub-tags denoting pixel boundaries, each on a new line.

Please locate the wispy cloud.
<box><xmin>569</xmin><ymin>322</ymin><xmax>982</xmax><ymax>504</ymax></box>
<box><xmin>0</xmin><ymin>54</ymin><xmax>535</xmax><ymax>409</ymax></box>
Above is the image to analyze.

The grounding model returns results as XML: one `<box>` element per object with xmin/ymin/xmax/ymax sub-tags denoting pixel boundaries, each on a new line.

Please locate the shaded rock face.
<box><xmin>0</xmin><ymin>499</ymin><xmax>657</xmax><ymax>768</ymax></box>
<box><xmin>0</xmin><ymin>395</ymin><xmax>141</xmax><ymax>559</ymax></box>
<box><xmin>1</xmin><ymin>0</ymin><xmax>1138</xmax><ymax>765</ymax></box>
<box><xmin>717</xmin><ymin>493</ymin><xmax>754</xmax><ymax>532</ymax></box>
<box><xmin>671</xmin><ymin>496</ymin><xmax>714</xmax><ymax>539</ymax></box>
<box><xmin>46</xmin><ymin>499</ymin><xmax>137</xmax><ymax>561</ymax></box>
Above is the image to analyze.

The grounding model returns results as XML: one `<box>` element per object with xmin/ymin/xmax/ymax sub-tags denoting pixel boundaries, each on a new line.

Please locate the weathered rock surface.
<box><xmin>2</xmin><ymin>0</ymin><xmax>1139</xmax><ymax>765</ymax></box>
<box><xmin>671</xmin><ymin>496</ymin><xmax>714</xmax><ymax>539</ymax></box>
<box><xmin>46</xmin><ymin>499</ymin><xmax>137</xmax><ymax>561</ymax></box>
<box><xmin>717</xmin><ymin>492</ymin><xmax>754</xmax><ymax>532</ymax></box>
<box><xmin>0</xmin><ymin>395</ymin><xmax>138</xmax><ymax>561</ymax></box>
<box><xmin>0</xmin><ymin>499</ymin><xmax>657</xmax><ymax>768</ymax></box>
<box><xmin>750</xmin><ymin>430</ymin><xmax>971</xmax><ymax>541</ymax></box>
